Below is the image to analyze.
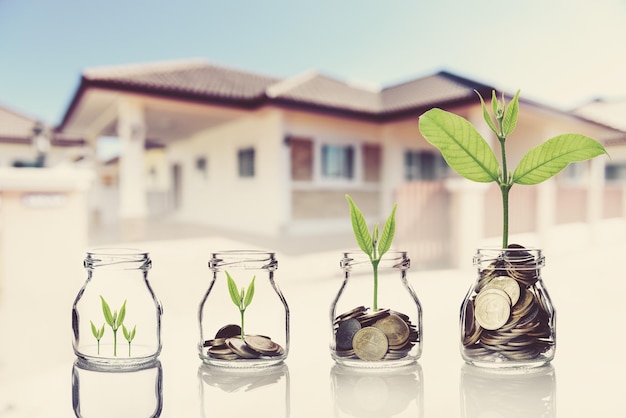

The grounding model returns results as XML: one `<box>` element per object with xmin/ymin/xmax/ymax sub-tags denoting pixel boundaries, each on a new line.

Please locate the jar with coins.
<box><xmin>330</xmin><ymin>251</ymin><xmax>422</xmax><ymax>368</ymax></box>
<box><xmin>460</xmin><ymin>245</ymin><xmax>556</xmax><ymax>369</ymax></box>
<box><xmin>72</xmin><ymin>248</ymin><xmax>163</xmax><ymax>370</ymax></box>
<box><xmin>199</xmin><ymin>251</ymin><xmax>289</xmax><ymax>368</ymax></box>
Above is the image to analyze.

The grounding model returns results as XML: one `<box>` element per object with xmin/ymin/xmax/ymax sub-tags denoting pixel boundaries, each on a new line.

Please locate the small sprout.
<box><xmin>90</xmin><ymin>320</ymin><xmax>105</xmax><ymax>355</ymax></box>
<box><xmin>100</xmin><ymin>295</ymin><xmax>127</xmax><ymax>356</ymax></box>
<box><xmin>346</xmin><ymin>194</ymin><xmax>397</xmax><ymax>311</ymax></box>
<box><xmin>122</xmin><ymin>324</ymin><xmax>136</xmax><ymax>357</ymax></box>
<box><xmin>226</xmin><ymin>271</ymin><xmax>255</xmax><ymax>338</ymax></box>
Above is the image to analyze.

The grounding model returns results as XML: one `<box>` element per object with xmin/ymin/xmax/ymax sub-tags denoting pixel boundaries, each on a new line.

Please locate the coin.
<box><xmin>482</xmin><ymin>276</ymin><xmax>520</xmax><ymax>306</ymax></box>
<box><xmin>373</xmin><ymin>313</ymin><xmax>410</xmax><ymax>348</ymax></box>
<box><xmin>215</xmin><ymin>324</ymin><xmax>242</xmax><ymax>339</ymax></box>
<box><xmin>474</xmin><ymin>288</ymin><xmax>511</xmax><ymax>330</ymax></box>
<box><xmin>358</xmin><ymin>308</ymin><xmax>390</xmax><ymax>326</ymax></box>
<box><xmin>352</xmin><ymin>326</ymin><xmax>389</xmax><ymax>361</ymax></box>
<box><xmin>335</xmin><ymin>306</ymin><xmax>368</xmax><ymax>324</ymax></box>
<box><xmin>335</xmin><ymin>317</ymin><xmax>362</xmax><ymax>350</ymax></box>
<box><xmin>244</xmin><ymin>335</ymin><xmax>282</xmax><ymax>356</ymax></box>
<box><xmin>226</xmin><ymin>337</ymin><xmax>261</xmax><ymax>359</ymax></box>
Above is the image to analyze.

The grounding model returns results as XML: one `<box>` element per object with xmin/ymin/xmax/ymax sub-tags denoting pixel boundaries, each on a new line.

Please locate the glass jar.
<box><xmin>199</xmin><ymin>251</ymin><xmax>289</xmax><ymax>368</ymax></box>
<box><xmin>198</xmin><ymin>363</ymin><xmax>290</xmax><ymax>418</ymax></box>
<box><xmin>72</xmin><ymin>359</ymin><xmax>163</xmax><ymax>418</ymax></box>
<box><xmin>460</xmin><ymin>246</ymin><xmax>556</xmax><ymax>369</ymax></box>
<box><xmin>330</xmin><ymin>251</ymin><xmax>422</xmax><ymax>368</ymax></box>
<box><xmin>72</xmin><ymin>248</ymin><xmax>163</xmax><ymax>370</ymax></box>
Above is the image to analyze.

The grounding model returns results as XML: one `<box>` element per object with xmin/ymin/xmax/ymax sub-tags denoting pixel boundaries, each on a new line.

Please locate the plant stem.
<box><xmin>128</xmin><ymin>342</ymin><xmax>131</xmax><ymax>357</ymax></box>
<box><xmin>113</xmin><ymin>330</ymin><xmax>118</xmax><ymax>356</ymax></box>
<box><xmin>372</xmin><ymin>260</ymin><xmax>380</xmax><ymax>311</ymax></box>
<box><xmin>240</xmin><ymin>310</ymin><xmax>245</xmax><ymax>339</ymax></box>
<box><xmin>97</xmin><ymin>340</ymin><xmax>100</xmax><ymax>355</ymax></box>
<box><xmin>501</xmin><ymin>185</ymin><xmax>511</xmax><ymax>249</ymax></box>
<box><xmin>498</xmin><ymin>136</ymin><xmax>510</xmax><ymax>249</ymax></box>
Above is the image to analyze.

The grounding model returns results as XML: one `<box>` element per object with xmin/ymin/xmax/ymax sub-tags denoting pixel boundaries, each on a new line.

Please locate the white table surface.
<box><xmin>1</xmin><ymin>234</ymin><xmax>625</xmax><ymax>417</ymax></box>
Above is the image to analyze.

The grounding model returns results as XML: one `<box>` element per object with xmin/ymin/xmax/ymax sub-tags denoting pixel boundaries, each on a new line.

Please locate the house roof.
<box><xmin>0</xmin><ymin>103</ymin><xmax>84</xmax><ymax>147</ymax></box>
<box><xmin>59</xmin><ymin>59</ymin><xmax>495</xmax><ymax>131</ymax></box>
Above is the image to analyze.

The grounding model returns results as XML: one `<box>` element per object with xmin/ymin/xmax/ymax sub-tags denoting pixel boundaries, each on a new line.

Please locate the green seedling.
<box><xmin>100</xmin><ymin>295</ymin><xmax>127</xmax><ymax>356</ymax></box>
<box><xmin>226</xmin><ymin>271</ymin><xmax>255</xmax><ymax>338</ymax></box>
<box><xmin>90</xmin><ymin>321</ymin><xmax>105</xmax><ymax>355</ymax></box>
<box><xmin>122</xmin><ymin>324</ymin><xmax>137</xmax><ymax>357</ymax></box>
<box><xmin>346</xmin><ymin>194</ymin><xmax>397</xmax><ymax>311</ymax></box>
<box><xmin>419</xmin><ymin>90</ymin><xmax>608</xmax><ymax>248</ymax></box>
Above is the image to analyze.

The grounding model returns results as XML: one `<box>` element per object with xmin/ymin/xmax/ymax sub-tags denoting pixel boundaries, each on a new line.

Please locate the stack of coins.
<box><xmin>333</xmin><ymin>306</ymin><xmax>419</xmax><ymax>361</ymax></box>
<box><xmin>463</xmin><ymin>246</ymin><xmax>552</xmax><ymax>361</ymax></box>
<box><xmin>203</xmin><ymin>324</ymin><xmax>285</xmax><ymax>360</ymax></box>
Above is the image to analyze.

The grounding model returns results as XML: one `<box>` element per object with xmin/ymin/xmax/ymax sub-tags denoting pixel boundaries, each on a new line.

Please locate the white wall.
<box><xmin>169</xmin><ymin>109</ymin><xmax>285</xmax><ymax>236</ymax></box>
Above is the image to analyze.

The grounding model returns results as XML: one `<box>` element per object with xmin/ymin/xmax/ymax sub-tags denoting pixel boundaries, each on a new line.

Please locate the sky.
<box><xmin>1</xmin><ymin>0</ymin><xmax>626</xmax><ymax>126</ymax></box>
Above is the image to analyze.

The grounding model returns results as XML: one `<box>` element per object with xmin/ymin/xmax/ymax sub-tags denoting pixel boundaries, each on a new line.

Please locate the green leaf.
<box><xmin>226</xmin><ymin>271</ymin><xmax>241</xmax><ymax>307</ymax></box>
<box><xmin>377</xmin><ymin>204</ymin><xmax>397</xmax><ymax>258</ymax></box>
<box><xmin>476</xmin><ymin>90</ymin><xmax>497</xmax><ymax>135</ymax></box>
<box><xmin>419</xmin><ymin>108</ymin><xmax>500</xmax><ymax>183</ymax></box>
<box><xmin>90</xmin><ymin>321</ymin><xmax>98</xmax><ymax>339</ymax></box>
<box><xmin>100</xmin><ymin>295</ymin><xmax>114</xmax><ymax>327</ymax></box>
<box><xmin>345</xmin><ymin>195</ymin><xmax>373</xmax><ymax>257</ymax></box>
<box><xmin>513</xmin><ymin>134</ymin><xmax>608</xmax><ymax>185</ymax></box>
<box><xmin>243</xmin><ymin>276</ymin><xmax>255</xmax><ymax>308</ymax></box>
<box><xmin>502</xmin><ymin>90</ymin><xmax>520</xmax><ymax>137</ymax></box>
<box><xmin>99</xmin><ymin>324</ymin><xmax>105</xmax><ymax>339</ymax></box>
<box><xmin>122</xmin><ymin>324</ymin><xmax>130</xmax><ymax>340</ymax></box>
<box><xmin>130</xmin><ymin>325</ymin><xmax>136</xmax><ymax>340</ymax></box>
<box><xmin>116</xmin><ymin>300</ymin><xmax>127</xmax><ymax>328</ymax></box>
<box><xmin>491</xmin><ymin>90</ymin><xmax>499</xmax><ymax>120</ymax></box>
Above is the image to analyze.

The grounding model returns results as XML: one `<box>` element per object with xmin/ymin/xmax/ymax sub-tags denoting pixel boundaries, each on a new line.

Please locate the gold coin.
<box><xmin>474</xmin><ymin>288</ymin><xmax>511</xmax><ymax>330</ymax></box>
<box><xmin>352</xmin><ymin>326</ymin><xmax>389</xmax><ymax>361</ymax></box>
<box><xmin>482</xmin><ymin>276</ymin><xmax>520</xmax><ymax>306</ymax></box>
<box><xmin>373</xmin><ymin>313</ymin><xmax>410</xmax><ymax>348</ymax></box>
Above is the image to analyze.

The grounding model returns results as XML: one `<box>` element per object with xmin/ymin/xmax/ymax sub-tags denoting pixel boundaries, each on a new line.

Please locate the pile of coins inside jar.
<box><xmin>333</xmin><ymin>306</ymin><xmax>418</xmax><ymax>361</ymax></box>
<box><xmin>463</xmin><ymin>245</ymin><xmax>553</xmax><ymax>361</ymax></box>
<box><xmin>203</xmin><ymin>324</ymin><xmax>285</xmax><ymax>360</ymax></box>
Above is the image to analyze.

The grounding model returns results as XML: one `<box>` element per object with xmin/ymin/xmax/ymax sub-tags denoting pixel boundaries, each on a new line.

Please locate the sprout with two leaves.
<box><xmin>226</xmin><ymin>271</ymin><xmax>255</xmax><ymax>339</ymax></box>
<box><xmin>100</xmin><ymin>295</ymin><xmax>127</xmax><ymax>356</ymax></box>
<box><xmin>89</xmin><ymin>321</ymin><xmax>105</xmax><ymax>355</ymax></box>
<box><xmin>418</xmin><ymin>90</ymin><xmax>608</xmax><ymax>249</ymax></box>
<box><xmin>345</xmin><ymin>194</ymin><xmax>397</xmax><ymax>311</ymax></box>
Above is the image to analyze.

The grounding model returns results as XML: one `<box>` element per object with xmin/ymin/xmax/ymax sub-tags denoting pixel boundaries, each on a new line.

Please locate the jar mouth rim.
<box><xmin>86</xmin><ymin>247</ymin><xmax>149</xmax><ymax>257</ymax></box>
<box><xmin>342</xmin><ymin>250</ymin><xmax>407</xmax><ymax>256</ymax></box>
<box><xmin>210</xmin><ymin>249</ymin><xmax>274</xmax><ymax>256</ymax></box>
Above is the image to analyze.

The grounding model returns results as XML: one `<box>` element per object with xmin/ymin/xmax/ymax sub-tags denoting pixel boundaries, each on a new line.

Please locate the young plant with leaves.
<box><xmin>90</xmin><ymin>321</ymin><xmax>105</xmax><ymax>355</ymax></box>
<box><xmin>346</xmin><ymin>194</ymin><xmax>397</xmax><ymax>311</ymax></box>
<box><xmin>226</xmin><ymin>271</ymin><xmax>255</xmax><ymax>339</ymax></box>
<box><xmin>100</xmin><ymin>295</ymin><xmax>127</xmax><ymax>356</ymax></box>
<box><xmin>122</xmin><ymin>324</ymin><xmax>137</xmax><ymax>357</ymax></box>
<box><xmin>418</xmin><ymin>90</ymin><xmax>608</xmax><ymax>249</ymax></box>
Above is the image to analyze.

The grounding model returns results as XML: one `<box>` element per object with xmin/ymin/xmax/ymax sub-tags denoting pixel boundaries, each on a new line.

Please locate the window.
<box><xmin>405</xmin><ymin>150</ymin><xmax>447</xmax><ymax>180</ymax></box>
<box><xmin>606</xmin><ymin>163</ymin><xmax>626</xmax><ymax>182</ymax></box>
<box><xmin>290</xmin><ymin>137</ymin><xmax>313</xmax><ymax>181</ymax></box>
<box><xmin>321</xmin><ymin>144</ymin><xmax>354</xmax><ymax>179</ymax></box>
<box><xmin>238</xmin><ymin>148</ymin><xmax>255</xmax><ymax>177</ymax></box>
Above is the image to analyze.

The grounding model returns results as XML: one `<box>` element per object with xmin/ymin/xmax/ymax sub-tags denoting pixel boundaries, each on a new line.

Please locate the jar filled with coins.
<box><xmin>199</xmin><ymin>251</ymin><xmax>289</xmax><ymax>368</ymax></box>
<box><xmin>72</xmin><ymin>248</ymin><xmax>163</xmax><ymax>370</ymax></box>
<box><xmin>330</xmin><ymin>251</ymin><xmax>422</xmax><ymax>368</ymax></box>
<box><xmin>460</xmin><ymin>245</ymin><xmax>556</xmax><ymax>369</ymax></box>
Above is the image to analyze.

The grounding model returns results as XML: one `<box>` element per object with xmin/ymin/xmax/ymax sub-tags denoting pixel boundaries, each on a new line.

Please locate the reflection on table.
<box><xmin>330</xmin><ymin>363</ymin><xmax>423</xmax><ymax>418</ymax></box>
<box><xmin>460</xmin><ymin>364</ymin><xmax>556</xmax><ymax>418</ymax></box>
<box><xmin>72</xmin><ymin>359</ymin><xmax>163</xmax><ymax>418</ymax></box>
<box><xmin>198</xmin><ymin>363</ymin><xmax>290</xmax><ymax>418</ymax></box>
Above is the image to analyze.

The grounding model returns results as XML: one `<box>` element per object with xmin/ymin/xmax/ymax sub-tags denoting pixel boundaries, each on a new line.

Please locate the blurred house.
<box><xmin>56</xmin><ymin>59</ymin><xmax>625</xmax><ymax>265</ymax></box>
<box><xmin>0</xmin><ymin>103</ymin><xmax>85</xmax><ymax>167</ymax></box>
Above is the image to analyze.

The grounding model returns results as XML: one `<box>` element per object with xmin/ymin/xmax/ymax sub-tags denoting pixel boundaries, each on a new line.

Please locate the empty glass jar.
<box><xmin>199</xmin><ymin>251</ymin><xmax>289</xmax><ymax>368</ymax></box>
<box><xmin>460</xmin><ymin>246</ymin><xmax>556</xmax><ymax>369</ymax></box>
<box><xmin>72</xmin><ymin>248</ymin><xmax>163</xmax><ymax>370</ymax></box>
<box><xmin>330</xmin><ymin>251</ymin><xmax>422</xmax><ymax>368</ymax></box>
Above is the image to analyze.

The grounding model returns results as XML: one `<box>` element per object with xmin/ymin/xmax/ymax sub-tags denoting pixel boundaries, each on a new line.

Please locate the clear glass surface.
<box><xmin>198</xmin><ymin>250</ymin><xmax>289</xmax><ymax>368</ymax></box>
<box><xmin>330</xmin><ymin>251</ymin><xmax>423</xmax><ymax>368</ymax></box>
<box><xmin>72</xmin><ymin>248</ymin><xmax>163</xmax><ymax>370</ymax></box>
<box><xmin>460</xmin><ymin>247</ymin><xmax>556</xmax><ymax>369</ymax></box>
